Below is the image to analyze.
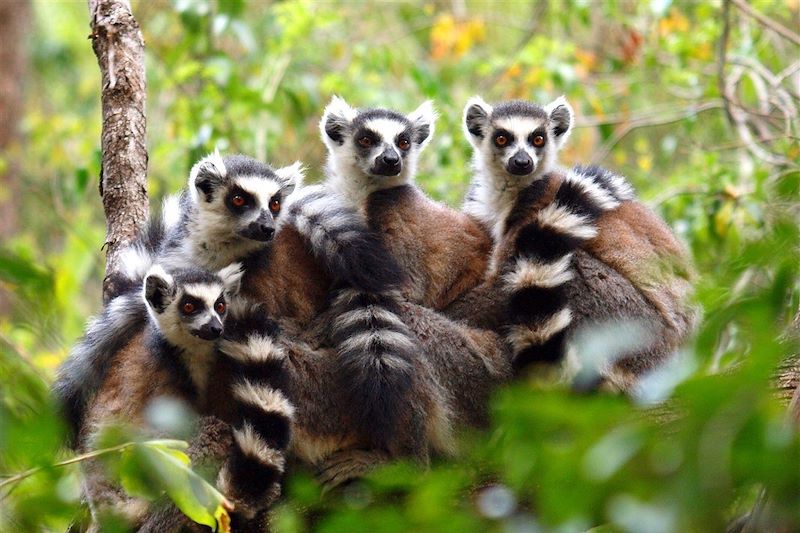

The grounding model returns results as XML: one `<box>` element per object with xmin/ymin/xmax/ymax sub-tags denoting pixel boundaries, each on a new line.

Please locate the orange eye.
<box><xmin>397</xmin><ymin>138</ymin><xmax>410</xmax><ymax>150</ymax></box>
<box><xmin>494</xmin><ymin>135</ymin><xmax>508</xmax><ymax>147</ymax></box>
<box><xmin>182</xmin><ymin>302</ymin><xmax>195</xmax><ymax>314</ymax></box>
<box><xmin>358</xmin><ymin>137</ymin><xmax>372</xmax><ymax>148</ymax></box>
<box><xmin>232</xmin><ymin>195</ymin><xmax>246</xmax><ymax>207</ymax></box>
<box><xmin>532</xmin><ymin>135</ymin><xmax>545</xmax><ymax>147</ymax></box>
<box><xmin>215</xmin><ymin>302</ymin><xmax>226</xmax><ymax>314</ymax></box>
<box><xmin>269</xmin><ymin>198</ymin><xmax>280</xmax><ymax>213</ymax></box>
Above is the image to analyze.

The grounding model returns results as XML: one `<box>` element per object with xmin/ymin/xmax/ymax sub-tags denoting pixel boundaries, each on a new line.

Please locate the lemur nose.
<box><xmin>513</xmin><ymin>155</ymin><xmax>531</xmax><ymax>168</ymax></box>
<box><xmin>197</xmin><ymin>322</ymin><xmax>222</xmax><ymax>340</ymax></box>
<box><xmin>260</xmin><ymin>225</ymin><xmax>275</xmax><ymax>239</ymax></box>
<box><xmin>382</xmin><ymin>152</ymin><xmax>400</xmax><ymax>166</ymax></box>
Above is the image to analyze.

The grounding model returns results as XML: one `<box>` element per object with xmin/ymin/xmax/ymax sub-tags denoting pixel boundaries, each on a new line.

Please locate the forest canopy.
<box><xmin>0</xmin><ymin>1</ymin><xmax>798</xmax><ymax>531</ymax></box>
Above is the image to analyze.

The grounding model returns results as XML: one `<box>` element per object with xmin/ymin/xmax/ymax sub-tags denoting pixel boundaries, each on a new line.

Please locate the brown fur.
<box><xmin>244</xmin><ymin>226</ymin><xmax>332</xmax><ymax>327</ymax></box>
<box><xmin>79</xmin><ymin>333</ymin><xmax>236</xmax><ymax>532</ymax></box>
<box><xmin>296</xmin><ymin>300</ymin><xmax>511</xmax><ymax>483</ymax></box>
<box><xmin>79</xmin><ymin>330</ymin><xmax>286</xmax><ymax>532</ymax></box>
<box><xmin>367</xmin><ymin>185</ymin><xmax>493</xmax><ymax>310</ymax></box>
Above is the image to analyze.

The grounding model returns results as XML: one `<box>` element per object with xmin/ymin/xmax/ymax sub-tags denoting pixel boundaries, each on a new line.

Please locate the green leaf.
<box><xmin>132</xmin><ymin>441</ymin><xmax>231</xmax><ymax>532</ymax></box>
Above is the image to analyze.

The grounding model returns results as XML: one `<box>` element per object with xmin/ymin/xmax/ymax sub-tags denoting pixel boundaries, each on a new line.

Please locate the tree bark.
<box><xmin>88</xmin><ymin>0</ymin><xmax>149</xmax><ymax>302</ymax></box>
<box><xmin>0</xmin><ymin>0</ymin><xmax>31</xmax><ymax>315</ymax></box>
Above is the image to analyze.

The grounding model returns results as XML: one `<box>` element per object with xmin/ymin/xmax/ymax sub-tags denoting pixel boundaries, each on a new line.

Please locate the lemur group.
<box><xmin>54</xmin><ymin>95</ymin><xmax>698</xmax><ymax>531</ymax></box>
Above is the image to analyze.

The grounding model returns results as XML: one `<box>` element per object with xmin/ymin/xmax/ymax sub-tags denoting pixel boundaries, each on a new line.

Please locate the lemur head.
<box><xmin>320</xmin><ymin>96</ymin><xmax>436</xmax><ymax>200</ymax></box>
<box><xmin>188</xmin><ymin>151</ymin><xmax>304</xmax><ymax>245</ymax></box>
<box><xmin>143</xmin><ymin>263</ymin><xmax>243</xmax><ymax>346</ymax></box>
<box><xmin>463</xmin><ymin>96</ymin><xmax>574</xmax><ymax>189</ymax></box>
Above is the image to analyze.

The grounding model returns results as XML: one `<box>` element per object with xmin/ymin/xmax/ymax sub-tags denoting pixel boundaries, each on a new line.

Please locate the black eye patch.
<box><xmin>492</xmin><ymin>129</ymin><xmax>515</xmax><ymax>148</ymax></box>
<box><xmin>179</xmin><ymin>296</ymin><xmax>204</xmax><ymax>316</ymax></box>
<box><xmin>353</xmin><ymin>129</ymin><xmax>381</xmax><ymax>152</ymax></box>
<box><xmin>396</xmin><ymin>129</ymin><xmax>414</xmax><ymax>152</ymax></box>
<box><xmin>528</xmin><ymin>128</ymin><xmax>547</xmax><ymax>148</ymax></box>
<box><xmin>225</xmin><ymin>187</ymin><xmax>256</xmax><ymax>215</ymax></box>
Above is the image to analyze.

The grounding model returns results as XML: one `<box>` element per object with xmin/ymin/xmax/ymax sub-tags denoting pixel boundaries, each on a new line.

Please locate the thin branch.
<box><xmin>0</xmin><ymin>442</ymin><xmax>134</xmax><ymax>496</ymax></box>
<box><xmin>718</xmin><ymin>0</ymin><xmax>735</xmax><ymax>126</ymax></box>
<box><xmin>705</xmin><ymin>134</ymin><xmax>799</xmax><ymax>152</ymax></box>
<box><xmin>731</xmin><ymin>0</ymin><xmax>800</xmax><ymax>46</ymax></box>
<box><xmin>589</xmin><ymin>101</ymin><xmax>725</xmax><ymax>164</ymax></box>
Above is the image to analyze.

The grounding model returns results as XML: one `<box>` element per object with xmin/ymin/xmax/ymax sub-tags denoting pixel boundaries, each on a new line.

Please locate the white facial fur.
<box><xmin>162</xmin><ymin>153</ymin><xmax>304</xmax><ymax>271</ymax></box>
<box><xmin>463</xmin><ymin>95</ymin><xmax>574</xmax><ymax>241</ymax></box>
<box><xmin>320</xmin><ymin>96</ymin><xmax>436</xmax><ymax>209</ymax></box>
<box><xmin>143</xmin><ymin>264</ymin><xmax>239</xmax><ymax>391</ymax></box>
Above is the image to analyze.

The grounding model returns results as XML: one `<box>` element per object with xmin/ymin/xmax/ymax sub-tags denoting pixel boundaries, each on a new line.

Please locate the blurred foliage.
<box><xmin>1</xmin><ymin>0</ymin><xmax>799</xmax><ymax>531</ymax></box>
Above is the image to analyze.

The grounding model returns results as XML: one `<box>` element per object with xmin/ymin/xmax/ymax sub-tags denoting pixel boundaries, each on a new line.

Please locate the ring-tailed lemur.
<box><xmin>459</xmin><ymin>96</ymin><xmax>698</xmax><ymax>389</ymax></box>
<box><xmin>319</xmin><ymin>96</ymin><xmax>493</xmax><ymax>311</ymax></box>
<box><xmin>80</xmin><ymin>263</ymin><xmax>294</xmax><ymax>529</ymax></box>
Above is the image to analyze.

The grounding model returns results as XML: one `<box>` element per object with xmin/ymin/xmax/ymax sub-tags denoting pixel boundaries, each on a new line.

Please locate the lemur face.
<box><xmin>144</xmin><ymin>263</ymin><xmax>242</xmax><ymax>343</ymax></box>
<box><xmin>189</xmin><ymin>152</ymin><xmax>303</xmax><ymax>244</ymax></box>
<box><xmin>320</xmin><ymin>96</ymin><xmax>436</xmax><ymax>185</ymax></box>
<box><xmin>464</xmin><ymin>96</ymin><xmax>574</xmax><ymax>185</ymax></box>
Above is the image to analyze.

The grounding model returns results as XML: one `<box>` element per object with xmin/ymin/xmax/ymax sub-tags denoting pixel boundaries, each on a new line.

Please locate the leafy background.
<box><xmin>0</xmin><ymin>0</ymin><xmax>798</xmax><ymax>531</ymax></box>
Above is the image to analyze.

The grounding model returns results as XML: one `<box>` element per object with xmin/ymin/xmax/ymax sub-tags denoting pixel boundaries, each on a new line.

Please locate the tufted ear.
<box><xmin>545</xmin><ymin>95</ymin><xmax>574</xmax><ymax>149</ymax></box>
<box><xmin>320</xmin><ymin>96</ymin><xmax>357</xmax><ymax>148</ymax></box>
<box><xmin>189</xmin><ymin>148</ymin><xmax>228</xmax><ymax>203</ymax></box>
<box><xmin>274</xmin><ymin>161</ymin><xmax>305</xmax><ymax>197</ymax></box>
<box><xmin>407</xmin><ymin>100</ymin><xmax>437</xmax><ymax>149</ymax></box>
<box><xmin>217</xmin><ymin>262</ymin><xmax>244</xmax><ymax>297</ymax></box>
<box><xmin>143</xmin><ymin>265</ymin><xmax>175</xmax><ymax>314</ymax></box>
<box><xmin>463</xmin><ymin>96</ymin><xmax>493</xmax><ymax>146</ymax></box>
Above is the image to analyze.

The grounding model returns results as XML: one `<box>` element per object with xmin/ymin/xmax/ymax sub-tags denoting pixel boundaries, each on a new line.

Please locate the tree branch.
<box><xmin>589</xmin><ymin>101</ymin><xmax>725</xmax><ymax>164</ymax></box>
<box><xmin>730</xmin><ymin>0</ymin><xmax>800</xmax><ymax>47</ymax></box>
<box><xmin>88</xmin><ymin>0</ymin><xmax>149</xmax><ymax>303</ymax></box>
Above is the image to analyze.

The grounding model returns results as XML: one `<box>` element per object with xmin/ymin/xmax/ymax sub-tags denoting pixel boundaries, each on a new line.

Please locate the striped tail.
<box><xmin>328</xmin><ymin>288</ymin><xmax>416</xmax><ymax>452</ymax></box>
<box><xmin>104</xmin><ymin>213</ymin><xmax>167</xmax><ymax>298</ymax></box>
<box><xmin>503</xmin><ymin>169</ymin><xmax>623</xmax><ymax>371</ymax></box>
<box><xmin>217</xmin><ymin>308</ymin><xmax>294</xmax><ymax>517</ymax></box>
<box><xmin>53</xmin><ymin>214</ymin><xmax>171</xmax><ymax>446</ymax></box>
<box><xmin>285</xmin><ymin>185</ymin><xmax>406</xmax><ymax>293</ymax></box>
<box><xmin>52</xmin><ymin>291</ymin><xmax>149</xmax><ymax>447</ymax></box>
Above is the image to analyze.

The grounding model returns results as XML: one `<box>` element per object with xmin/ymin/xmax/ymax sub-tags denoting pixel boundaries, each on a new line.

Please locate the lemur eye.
<box><xmin>397</xmin><ymin>138</ymin><xmax>410</xmax><ymax>151</ymax></box>
<box><xmin>268</xmin><ymin>198</ymin><xmax>280</xmax><ymax>213</ymax></box>
<box><xmin>232</xmin><ymin>195</ymin><xmax>246</xmax><ymax>207</ymax></box>
<box><xmin>494</xmin><ymin>135</ymin><xmax>508</xmax><ymax>147</ymax></box>
<box><xmin>358</xmin><ymin>136</ymin><xmax>372</xmax><ymax>148</ymax></box>
<box><xmin>532</xmin><ymin>135</ymin><xmax>546</xmax><ymax>147</ymax></box>
<box><xmin>215</xmin><ymin>301</ymin><xmax>226</xmax><ymax>314</ymax></box>
<box><xmin>182</xmin><ymin>302</ymin><xmax>196</xmax><ymax>314</ymax></box>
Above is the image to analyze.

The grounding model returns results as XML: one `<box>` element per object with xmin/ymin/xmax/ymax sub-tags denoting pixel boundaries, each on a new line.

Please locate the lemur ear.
<box><xmin>143</xmin><ymin>265</ymin><xmax>175</xmax><ymax>314</ymax></box>
<box><xmin>463</xmin><ymin>96</ymin><xmax>493</xmax><ymax>145</ymax></box>
<box><xmin>190</xmin><ymin>149</ymin><xmax>227</xmax><ymax>203</ymax></box>
<box><xmin>320</xmin><ymin>96</ymin><xmax>357</xmax><ymax>148</ymax></box>
<box><xmin>217</xmin><ymin>262</ymin><xmax>244</xmax><ymax>297</ymax></box>
<box><xmin>407</xmin><ymin>100</ymin><xmax>437</xmax><ymax>149</ymax></box>
<box><xmin>545</xmin><ymin>96</ymin><xmax>574</xmax><ymax>149</ymax></box>
<box><xmin>274</xmin><ymin>161</ymin><xmax>305</xmax><ymax>197</ymax></box>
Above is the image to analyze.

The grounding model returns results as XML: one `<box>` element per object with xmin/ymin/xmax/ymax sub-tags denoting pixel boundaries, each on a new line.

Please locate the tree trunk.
<box><xmin>88</xmin><ymin>0</ymin><xmax>149</xmax><ymax>302</ymax></box>
<box><xmin>0</xmin><ymin>0</ymin><xmax>32</xmax><ymax>315</ymax></box>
